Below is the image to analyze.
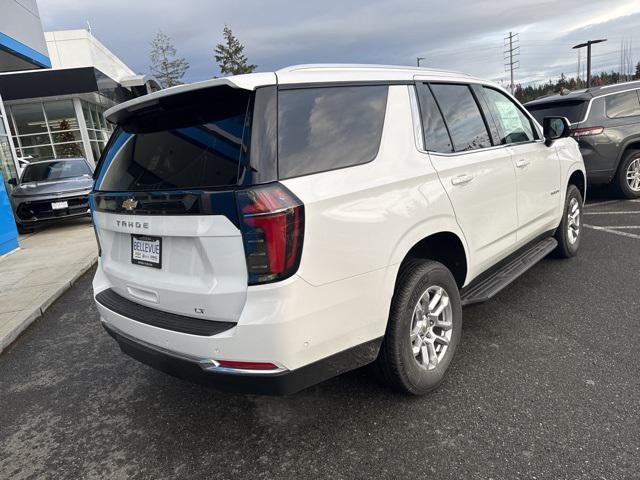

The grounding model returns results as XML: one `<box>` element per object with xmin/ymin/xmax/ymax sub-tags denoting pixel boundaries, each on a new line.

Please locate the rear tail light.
<box><xmin>570</xmin><ymin>126</ymin><xmax>604</xmax><ymax>137</ymax></box>
<box><xmin>92</xmin><ymin>223</ymin><xmax>102</xmax><ymax>257</ymax></box>
<box><xmin>236</xmin><ymin>183</ymin><xmax>304</xmax><ymax>285</ymax></box>
<box><xmin>89</xmin><ymin>194</ymin><xmax>101</xmax><ymax>257</ymax></box>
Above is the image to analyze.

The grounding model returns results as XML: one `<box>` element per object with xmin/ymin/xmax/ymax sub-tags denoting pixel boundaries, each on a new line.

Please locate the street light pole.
<box><xmin>573</xmin><ymin>39</ymin><xmax>607</xmax><ymax>88</ymax></box>
<box><xmin>417</xmin><ymin>57</ymin><xmax>425</xmax><ymax>67</ymax></box>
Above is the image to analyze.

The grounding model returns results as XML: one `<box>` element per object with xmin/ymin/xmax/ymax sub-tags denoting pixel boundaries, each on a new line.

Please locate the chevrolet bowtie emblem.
<box><xmin>122</xmin><ymin>198</ymin><xmax>138</xmax><ymax>211</ymax></box>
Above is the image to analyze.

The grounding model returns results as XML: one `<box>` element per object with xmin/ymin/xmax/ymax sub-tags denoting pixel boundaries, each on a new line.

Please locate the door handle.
<box><xmin>515</xmin><ymin>159</ymin><xmax>530</xmax><ymax>168</ymax></box>
<box><xmin>451</xmin><ymin>173</ymin><xmax>474</xmax><ymax>186</ymax></box>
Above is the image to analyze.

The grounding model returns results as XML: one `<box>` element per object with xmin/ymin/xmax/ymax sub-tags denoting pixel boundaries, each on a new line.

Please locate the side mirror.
<box><xmin>7</xmin><ymin>178</ymin><xmax>17</xmax><ymax>186</ymax></box>
<box><xmin>543</xmin><ymin>116</ymin><xmax>571</xmax><ymax>147</ymax></box>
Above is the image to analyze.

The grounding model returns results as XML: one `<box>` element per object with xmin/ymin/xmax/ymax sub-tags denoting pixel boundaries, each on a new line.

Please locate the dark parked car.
<box><xmin>8</xmin><ymin>158</ymin><xmax>93</xmax><ymax>232</ymax></box>
<box><xmin>526</xmin><ymin>81</ymin><xmax>640</xmax><ymax>198</ymax></box>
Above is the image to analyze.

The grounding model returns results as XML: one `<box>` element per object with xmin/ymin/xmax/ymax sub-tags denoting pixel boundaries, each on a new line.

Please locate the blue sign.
<box><xmin>0</xmin><ymin>176</ymin><xmax>19</xmax><ymax>256</ymax></box>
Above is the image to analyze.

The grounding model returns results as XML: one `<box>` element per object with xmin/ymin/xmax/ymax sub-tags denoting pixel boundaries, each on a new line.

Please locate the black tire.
<box><xmin>16</xmin><ymin>224</ymin><xmax>32</xmax><ymax>235</ymax></box>
<box><xmin>615</xmin><ymin>150</ymin><xmax>640</xmax><ymax>199</ymax></box>
<box><xmin>376</xmin><ymin>259</ymin><xmax>462</xmax><ymax>395</ymax></box>
<box><xmin>554</xmin><ymin>184</ymin><xmax>583</xmax><ymax>258</ymax></box>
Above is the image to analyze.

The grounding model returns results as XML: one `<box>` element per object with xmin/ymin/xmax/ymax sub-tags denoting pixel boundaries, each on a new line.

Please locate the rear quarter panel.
<box><xmin>281</xmin><ymin>85</ymin><xmax>465</xmax><ymax>341</ymax></box>
<box><xmin>281</xmin><ymin>85</ymin><xmax>463</xmax><ymax>287</ymax></box>
<box><xmin>555</xmin><ymin>137</ymin><xmax>587</xmax><ymax>207</ymax></box>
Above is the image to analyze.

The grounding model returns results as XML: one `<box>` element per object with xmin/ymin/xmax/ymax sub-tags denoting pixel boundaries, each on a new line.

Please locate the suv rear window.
<box><xmin>277</xmin><ymin>86</ymin><xmax>388</xmax><ymax>179</ymax></box>
<box><xmin>95</xmin><ymin>88</ymin><xmax>252</xmax><ymax>192</ymax></box>
<box><xmin>526</xmin><ymin>100</ymin><xmax>587</xmax><ymax>124</ymax></box>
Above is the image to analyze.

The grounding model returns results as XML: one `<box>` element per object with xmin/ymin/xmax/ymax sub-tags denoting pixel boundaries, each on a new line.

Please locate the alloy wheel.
<box><xmin>626</xmin><ymin>158</ymin><xmax>640</xmax><ymax>192</ymax></box>
<box><xmin>410</xmin><ymin>285</ymin><xmax>453</xmax><ymax>370</ymax></box>
<box><xmin>567</xmin><ymin>197</ymin><xmax>581</xmax><ymax>245</ymax></box>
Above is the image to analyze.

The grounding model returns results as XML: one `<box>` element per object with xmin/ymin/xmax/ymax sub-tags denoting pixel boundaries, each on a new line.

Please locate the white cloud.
<box><xmin>37</xmin><ymin>0</ymin><xmax>640</xmax><ymax>86</ymax></box>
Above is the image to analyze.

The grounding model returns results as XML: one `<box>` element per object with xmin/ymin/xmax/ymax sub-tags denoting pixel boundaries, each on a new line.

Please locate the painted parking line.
<box><xmin>595</xmin><ymin>225</ymin><xmax>640</xmax><ymax>229</ymax></box>
<box><xmin>584</xmin><ymin>211</ymin><xmax>640</xmax><ymax>215</ymax></box>
<box><xmin>585</xmin><ymin>199</ymin><xmax>623</xmax><ymax>208</ymax></box>
<box><xmin>585</xmin><ymin>224</ymin><xmax>640</xmax><ymax>240</ymax></box>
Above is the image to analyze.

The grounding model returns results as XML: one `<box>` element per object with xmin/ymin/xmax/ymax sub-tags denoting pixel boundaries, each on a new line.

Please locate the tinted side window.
<box><xmin>278</xmin><ymin>86</ymin><xmax>388</xmax><ymax>179</ymax></box>
<box><xmin>483</xmin><ymin>87</ymin><xmax>536</xmax><ymax>144</ymax></box>
<box><xmin>430</xmin><ymin>84</ymin><xmax>492</xmax><ymax>152</ymax></box>
<box><xmin>416</xmin><ymin>84</ymin><xmax>453</xmax><ymax>153</ymax></box>
<box><xmin>606</xmin><ymin>91</ymin><xmax>640</xmax><ymax>118</ymax></box>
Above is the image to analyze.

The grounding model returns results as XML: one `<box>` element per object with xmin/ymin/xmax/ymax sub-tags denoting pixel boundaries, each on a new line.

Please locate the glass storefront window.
<box><xmin>51</xmin><ymin>130</ymin><xmax>82</xmax><ymax>143</ymax></box>
<box><xmin>15</xmin><ymin>133</ymin><xmax>50</xmax><ymax>147</ymax></box>
<box><xmin>11</xmin><ymin>104</ymin><xmax>47</xmax><ymax>135</ymax></box>
<box><xmin>82</xmin><ymin>100</ymin><xmax>113</xmax><ymax>160</ymax></box>
<box><xmin>0</xmin><ymin>136</ymin><xmax>17</xmax><ymax>181</ymax></box>
<box><xmin>7</xmin><ymin>100</ymin><xmax>90</xmax><ymax>163</ymax></box>
<box><xmin>89</xmin><ymin>141</ymin><xmax>101</xmax><ymax>162</ymax></box>
<box><xmin>20</xmin><ymin>145</ymin><xmax>55</xmax><ymax>161</ymax></box>
<box><xmin>6</xmin><ymin>99</ymin><xmax>114</xmax><ymax>165</ymax></box>
<box><xmin>0</xmin><ymin>106</ymin><xmax>18</xmax><ymax>183</ymax></box>
<box><xmin>82</xmin><ymin>103</ymin><xmax>94</xmax><ymax>129</ymax></box>
<box><xmin>90</xmin><ymin>109</ymin><xmax>100</xmax><ymax>131</ymax></box>
<box><xmin>54</xmin><ymin>142</ymin><xmax>85</xmax><ymax>158</ymax></box>
<box><xmin>44</xmin><ymin>100</ymin><xmax>79</xmax><ymax>131</ymax></box>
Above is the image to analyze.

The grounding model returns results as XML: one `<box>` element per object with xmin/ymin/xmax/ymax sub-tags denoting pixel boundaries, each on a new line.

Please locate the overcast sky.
<box><xmin>38</xmin><ymin>0</ymin><xmax>640</xmax><ymax>86</ymax></box>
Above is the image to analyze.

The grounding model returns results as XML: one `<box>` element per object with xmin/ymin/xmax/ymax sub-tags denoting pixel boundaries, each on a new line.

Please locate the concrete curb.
<box><xmin>0</xmin><ymin>256</ymin><xmax>98</xmax><ymax>355</ymax></box>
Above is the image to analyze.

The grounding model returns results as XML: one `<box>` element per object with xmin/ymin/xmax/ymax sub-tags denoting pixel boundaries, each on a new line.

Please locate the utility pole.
<box><xmin>417</xmin><ymin>57</ymin><xmax>425</xmax><ymax>67</ymax></box>
<box><xmin>577</xmin><ymin>49</ymin><xmax>581</xmax><ymax>88</ymax></box>
<box><xmin>573</xmin><ymin>39</ymin><xmax>607</xmax><ymax>88</ymax></box>
<box><xmin>504</xmin><ymin>32</ymin><xmax>520</xmax><ymax>95</ymax></box>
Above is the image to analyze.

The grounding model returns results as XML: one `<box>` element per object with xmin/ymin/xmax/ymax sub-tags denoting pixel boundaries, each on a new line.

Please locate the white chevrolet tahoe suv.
<box><xmin>91</xmin><ymin>65</ymin><xmax>586</xmax><ymax>395</ymax></box>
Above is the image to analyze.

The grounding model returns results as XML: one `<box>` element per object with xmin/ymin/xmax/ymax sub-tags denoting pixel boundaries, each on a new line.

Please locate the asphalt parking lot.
<box><xmin>1</xmin><ymin>191</ymin><xmax>639</xmax><ymax>480</ymax></box>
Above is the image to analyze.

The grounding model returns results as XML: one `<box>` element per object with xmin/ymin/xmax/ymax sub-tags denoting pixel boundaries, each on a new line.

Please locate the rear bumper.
<box><xmin>577</xmin><ymin>140</ymin><xmax>616</xmax><ymax>184</ymax></box>
<box><xmin>93</xmin><ymin>255</ymin><xmax>390</xmax><ymax>394</ymax></box>
<box><xmin>103</xmin><ymin>321</ymin><xmax>381</xmax><ymax>395</ymax></box>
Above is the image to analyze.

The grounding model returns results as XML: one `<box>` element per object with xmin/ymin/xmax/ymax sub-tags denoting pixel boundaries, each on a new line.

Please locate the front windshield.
<box><xmin>21</xmin><ymin>160</ymin><xmax>91</xmax><ymax>183</ymax></box>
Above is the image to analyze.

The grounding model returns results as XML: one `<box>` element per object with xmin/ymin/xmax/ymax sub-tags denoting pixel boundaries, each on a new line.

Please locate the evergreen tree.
<box><xmin>149</xmin><ymin>30</ymin><xmax>189</xmax><ymax>88</ymax></box>
<box><xmin>214</xmin><ymin>26</ymin><xmax>257</xmax><ymax>76</ymax></box>
<box><xmin>635</xmin><ymin>62</ymin><xmax>640</xmax><ymax>80</ymax></box>
<box><xmin>56</xmin><ymin>120</ymin><xmax>82</xmax><ymax>157</ymax></box>
<box><xmin>514</xmin><ymin>70</ymin><xmax>637</xmax><ymax>104</ymax></box>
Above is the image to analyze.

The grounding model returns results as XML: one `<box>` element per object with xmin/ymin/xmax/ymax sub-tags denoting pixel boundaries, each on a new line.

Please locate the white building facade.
<box><xmin>0</xmin><ymin>6</ymin><xmax>158</xmax><ymax>182</ymax></box>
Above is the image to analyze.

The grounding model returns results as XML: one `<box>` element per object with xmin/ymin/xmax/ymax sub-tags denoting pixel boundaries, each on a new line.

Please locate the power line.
<box><xmin>504</xmin><ymin>32</ymin><xmax>520</xmax><ymax>94</ymax></box>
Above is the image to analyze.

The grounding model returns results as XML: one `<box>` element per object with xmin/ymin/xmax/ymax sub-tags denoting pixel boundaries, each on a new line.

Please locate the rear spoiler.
<box><xmin>104</xmin><ymin>73</ymin><xmax>277</xmax><ymax>125</ymax></box>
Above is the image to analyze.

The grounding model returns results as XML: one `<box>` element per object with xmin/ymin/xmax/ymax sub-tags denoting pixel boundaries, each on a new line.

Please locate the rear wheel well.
<box><xmin>568</xmin><ymin>170</ymin><xmax>586</xmax><ymax>200</ymax></box>
<box><xmin>621</xmin><ymin>144</ymin><xmax>640</xmax><ymax>162</ymax></box>
<box><xmin>617</xmin><ymin>145</ymin><xmax>640</xmax><ymax>174</ymax></box>
<box><xmin>400</xmin><ymin>232</ymin><xmax>467</xmax><ymax>288</ymax></box>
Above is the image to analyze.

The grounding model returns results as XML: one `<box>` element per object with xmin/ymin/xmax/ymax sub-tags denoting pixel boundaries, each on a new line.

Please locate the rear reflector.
<box><xmin>236</xmin><ymin>183</ymin><xmax>304</xmax><ymax>285</ymax></box>
<box><xmin>570</xmin><ymin>126</ymin><xmax>604</xmax><ymax>137</ymax></box>
<box><xmin>216</xmin><ymin>360</ymin><xmax>280</xmax><ymax>371</ymax></box>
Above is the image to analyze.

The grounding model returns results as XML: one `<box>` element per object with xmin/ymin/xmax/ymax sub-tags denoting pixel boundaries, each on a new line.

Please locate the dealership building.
<box><xmin>0</xmin><ymin>0</ymin><xmax>158</xmax><ymax>256</ymax></box>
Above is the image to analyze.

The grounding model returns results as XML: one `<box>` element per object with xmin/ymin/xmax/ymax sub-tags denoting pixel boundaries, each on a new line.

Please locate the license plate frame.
<box><xmin>51</xmin><ymin>200</ymin><xmax>68</xmax><ymax>210</ymax></box>
<box><xmin>131</xmin><ymin>234</ymin><xmax>162</xmax><ymax>269</ymax></box>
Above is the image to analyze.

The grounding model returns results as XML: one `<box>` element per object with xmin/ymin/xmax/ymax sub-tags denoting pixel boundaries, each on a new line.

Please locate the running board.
<box><xmin>460</xmin><ymin>237</ymin><xmax>558</xmax><ymax>306</ymax></box>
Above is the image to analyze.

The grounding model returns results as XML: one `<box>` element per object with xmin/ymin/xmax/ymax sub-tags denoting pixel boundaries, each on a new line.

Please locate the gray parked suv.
<box><xmin>8</xmin><ymin>158</ymin><xmax>93</xmax><ymax>232</ymax></box>
<box><xmin>526</xmin><ymin>81</ymin><xmax>640</xmax><ymax>198</ymax></box>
